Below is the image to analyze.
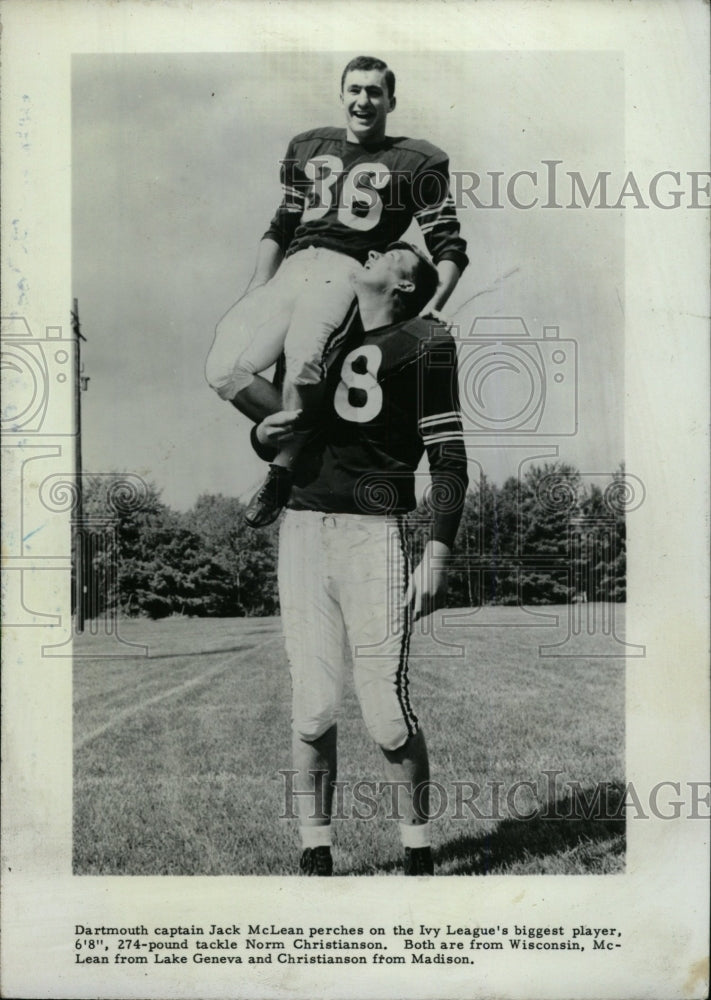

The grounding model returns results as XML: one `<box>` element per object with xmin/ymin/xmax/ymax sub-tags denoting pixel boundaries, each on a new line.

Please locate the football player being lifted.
<box><xmin>205</xmin><ymin>55</ymin><xmax>467</xmax><ymax>526</ymax></box>
<box><xmin>252</xmin><ymin>241</ymin><xmax>468</xmax><ymax>875</ymax></box>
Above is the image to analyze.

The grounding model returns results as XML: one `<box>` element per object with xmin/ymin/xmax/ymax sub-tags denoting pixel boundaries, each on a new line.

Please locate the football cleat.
<box><xmin>403</xmin><ymin>846</ymin><xmax>434</xmax><ymax>876</ymax></box>
<box><xmin>244</xmin><ymin>465</ymin><xmax>292</xmax><ymax>528</ymax></box>
<box><xmin>299</xmin><ymin>846</ymin><xmax>333</xmax><ymax>876</ymax></box>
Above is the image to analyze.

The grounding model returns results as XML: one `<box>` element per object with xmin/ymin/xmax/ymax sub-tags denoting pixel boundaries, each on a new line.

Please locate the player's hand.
<box><xmin>419</xmin><ymin>308</ymin><xmax>453</xmax><ymax>333</ymax></box>
<box><xmin>256</xmin><ymin>410</ymin><xmax>302</xmax><ymax>447</ymax></box>
<box><xmin>406</xmin><ymin>540</ymin><xmax>450</xmax><ymax>623</ymax></box>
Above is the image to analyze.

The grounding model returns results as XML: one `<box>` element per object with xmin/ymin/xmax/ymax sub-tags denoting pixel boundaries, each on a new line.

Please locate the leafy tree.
<box><xmin>433</xmin><ymin>461</ymin><xmax>626</xmax><ymax>609</ymax></box>
<box><xmin>184</xmin><ymin>493</ymin><xmax>280</xmax><ymax>617</ymax></box>
<box><xmin>78</xmin><ymin>476</ymin><xmax>232</xmax><ymax>618</ymax></box>
<box><xmin>578</xmin><ymin>466</ymin><xmax>627</xmax><ymax>602</ymax></box>
<box><xmin>75</xmin><ymin>460</ymin><xmax>627</xmax><ymax>619</ymax></box>
<box><xmin>516</xmin><ymin>463</ymin><xmax>581</xmax><ymax>604</ymax></box>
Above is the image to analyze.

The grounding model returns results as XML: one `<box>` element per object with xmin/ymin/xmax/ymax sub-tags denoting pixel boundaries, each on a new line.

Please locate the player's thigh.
<box><xmin>207</xmin><ymin>281</ymin><xmax>292</xmax><ymax>383</ymax></box>
<box><xmin>336</xmin><ymin>518</ymin><xmax>417</xmax><ymax>751</ymax></box>
<box><xmin>284</xmin><ymin>251</ymin><xmax>360</xmax><ymax>384</ymax></box>
<box><xmin>278</xmin><ymin>511</ymin><xmax>349</xmax><ymax>740</ymax></box>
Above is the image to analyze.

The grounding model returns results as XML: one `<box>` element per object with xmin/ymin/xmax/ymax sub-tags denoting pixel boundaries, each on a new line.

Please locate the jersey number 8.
<box><xmin>334</xmin><ymin>345</ymin><xmax>383</xmax><ymax>423</ymax></box>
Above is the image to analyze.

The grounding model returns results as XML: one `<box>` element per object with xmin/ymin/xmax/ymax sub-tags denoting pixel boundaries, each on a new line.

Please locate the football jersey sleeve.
<box><xmin>412</xmin><ymin>157</ymin><xmax>469</xmax><ymax>273</ymax></box>
<box><xmin>418</xmin><ymin>334</ymin><xmax>469</xmax><ymax>547</ymax></box>
<box><xmin>262</xmin><ymin>138</ymin><xmax>307</xmax><ymax>252</ymax></box>
<box><xmin>249</xmin><ymin>423</ymin><xmax>278</xmax><ymax>463</ymax></box>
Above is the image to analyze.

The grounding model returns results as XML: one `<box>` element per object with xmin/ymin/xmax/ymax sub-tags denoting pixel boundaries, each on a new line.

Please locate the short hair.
<box><xmin>340</xmin><ymin>56</ymin><xmax>396</xmax><ymax>99</ymax></box>
<box><xmin>387</xmin><ymin>241</ymin><xmax>439</xmax><ymax>319</ymax></box>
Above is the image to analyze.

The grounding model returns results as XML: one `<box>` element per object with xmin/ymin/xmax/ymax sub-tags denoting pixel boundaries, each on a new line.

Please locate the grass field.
<box><xmin>74</xmin><ymin>606</ymin><xmax>625</xmax><ymax>876</ymax></box>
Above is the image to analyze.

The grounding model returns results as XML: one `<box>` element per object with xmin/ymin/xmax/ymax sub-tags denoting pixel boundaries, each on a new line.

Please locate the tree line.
<box><xmin>74</xmin><ymin>462</ymin><xmax>627</xmax><ymax>620</ymax></box>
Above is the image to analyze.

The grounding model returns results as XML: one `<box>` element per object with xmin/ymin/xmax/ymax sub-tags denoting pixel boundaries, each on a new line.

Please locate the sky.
<box><xmin>72</xmin><ymin>50</ymin><xmax>624</xmax><ymax>510</ymax></box>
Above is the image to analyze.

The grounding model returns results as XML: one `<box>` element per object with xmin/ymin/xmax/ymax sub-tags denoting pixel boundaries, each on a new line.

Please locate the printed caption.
<box><xmin>74</xmin><ymin>922</ymin><xmax>623</xmax><ymax>967</ymax></box>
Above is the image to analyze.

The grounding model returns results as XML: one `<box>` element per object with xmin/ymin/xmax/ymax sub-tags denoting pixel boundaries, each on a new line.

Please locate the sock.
<box><xmin>399</xmin><ymin>823</ymin><xmax>431</xmax><ymax>849</ymax></box>
<box><xmin>300</xmin><ymin>825</ymin><xmax>332</xmax><ymax>849</ymax></box>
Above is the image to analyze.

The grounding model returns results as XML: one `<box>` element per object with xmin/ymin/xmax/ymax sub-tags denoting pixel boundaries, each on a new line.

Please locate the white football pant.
<box><xmin>278</xmin><ymin>510</ymin><xmax>419</xmax><ymax>753</ymax></box>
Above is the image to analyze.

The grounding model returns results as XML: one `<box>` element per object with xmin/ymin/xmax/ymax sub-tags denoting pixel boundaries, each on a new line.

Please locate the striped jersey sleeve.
<box><xmin>262</xmin><ymin>139</ymin><xmax>307</xmax><ymax>252</ymax></box>
<box><xmin>418</xmin><ymin>409</ymin><xmax>465</xmax><ymax>448</ymax></box>
<box><xmin>418</xmin><ymin>336</ymin><xmax>468</xmax><ymax>547</ymax></box>
<box><xmin>412</xmin><ymin>161</ymin><xmax>469</xmax><ymax>274</ymax></box>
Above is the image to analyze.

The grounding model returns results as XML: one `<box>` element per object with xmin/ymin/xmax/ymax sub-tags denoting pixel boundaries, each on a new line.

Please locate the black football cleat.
<box><xmin>403</xmin><ymin>846</ymin><xmax>434</xmax><ymax>876</ymax></box>
<box><xmin>244</xmin><ymin>465</ymin><xmax>292</xmax><ymax>528</ymax></box>
<box><xmin>299</xmin><ymin>846</ymin><xmax>333</xmax><ymax>876</ymax></box>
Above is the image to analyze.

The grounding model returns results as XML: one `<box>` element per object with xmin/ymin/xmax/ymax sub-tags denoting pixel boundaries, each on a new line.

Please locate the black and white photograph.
<box><xmin>1</xmin><ymin>2</ymin><xmax>709</xmax><ymax>999</ymax></box>
<box><xmin>71</xmin><ymin>46</ymin><xmax>628</xmax><ymax>879</ymax></box>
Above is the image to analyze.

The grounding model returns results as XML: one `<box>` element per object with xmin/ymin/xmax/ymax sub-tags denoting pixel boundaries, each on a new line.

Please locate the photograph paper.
<box><xmin>1</xmin><ymin>2</ymin><xmax>709</xmax><ymax>998</ymax></box>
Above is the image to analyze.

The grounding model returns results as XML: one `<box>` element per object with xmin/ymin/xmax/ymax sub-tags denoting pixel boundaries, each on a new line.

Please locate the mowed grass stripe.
<box><xmin>73</xmin><ymin>634</ymin><xmax>284</xmax><ymax>751</ymax></box>
<box><xmin>73</xmin><ymin>617</ymin><xmax>283</xmax><ymax>735</ymax></box>
<box><xmin>73</xmin><ymin>644</ymin><xmax>255</xmax><ymax>735</ymax></box>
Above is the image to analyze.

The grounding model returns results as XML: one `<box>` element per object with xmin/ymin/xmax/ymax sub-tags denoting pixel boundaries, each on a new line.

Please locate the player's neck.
<box><xmin>345</xmin><ymin>126</ymin><xmax>388</xmax><ymax>145</ymax></box>
<box><xmin>357</xmin><ymin>290</ymin><xmax>397</xmax><ymax>331</ymax></box>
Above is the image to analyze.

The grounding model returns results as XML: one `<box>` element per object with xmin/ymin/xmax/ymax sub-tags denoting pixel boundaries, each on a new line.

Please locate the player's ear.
<box><xmin>396</xmin><ymin>278</ymin><xmax>415</xmax><ymax>294</ymax></box>
<box><xmin>388</xmin><ymin>95</ymin><xmax>397</xmax><ymax>113</ymax></box>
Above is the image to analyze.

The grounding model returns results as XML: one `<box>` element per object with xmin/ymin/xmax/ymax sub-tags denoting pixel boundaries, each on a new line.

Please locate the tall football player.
<box><xmin>205</xmin><ymin>55</ymin><xmax>468</xmax><ymax>526</ymax></box>
<box><xmin>253</xmin><ymin>242</ymin><xmax>468</xmax><ymax>875</ymax></box>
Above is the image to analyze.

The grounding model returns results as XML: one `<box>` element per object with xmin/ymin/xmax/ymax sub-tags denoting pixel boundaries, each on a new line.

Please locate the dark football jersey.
<box><xmin>289</xmin><ymin>311</ymin><xmax>469</xmax><ymax>547</ymax></box>
<box><xmin>263</xmin><ymin>127</ymin><xmax>468</xmax><ymax>272</ymax></box>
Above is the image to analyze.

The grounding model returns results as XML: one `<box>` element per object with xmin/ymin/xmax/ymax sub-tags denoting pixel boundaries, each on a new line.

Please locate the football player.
<box><xmin>252</xmin><ymin>241</ymin><xmax>468</xmax><ymax>875</ymax></box>
<box><xmin>205</xmin><ymin>55</ymin><xmax>468</xmax><ymax>527</ymax></box>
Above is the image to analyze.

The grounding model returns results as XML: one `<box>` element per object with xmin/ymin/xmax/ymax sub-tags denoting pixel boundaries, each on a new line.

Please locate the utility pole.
<box><xmin>72</xmin><ymin>299</ymin><xmax>88</xmax><ymax>631</ymax></box>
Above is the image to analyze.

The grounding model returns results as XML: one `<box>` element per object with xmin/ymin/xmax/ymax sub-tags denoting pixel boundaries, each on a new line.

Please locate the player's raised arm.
<box><xmin>429</xmin><ymin>259</ymin><xmax>462</xmax><ymax>313</ymax></box>
<box><xmin>241</xmin><ymin>135</ymin><xmax>308</xmax><ymax>295</ymax></box>
<box><xmin>246</xmin><ymin>140</ymin><xmax>304</xmax><ymax>293</ymax></box>
<box><xmin>413</xmin><ymin>157</ymin><xmax>469</xmax><ymax>312</ymax></box>
<box><xmin>243</xmin><ymin>237</ymin><xmax>284</xmax><ymax>294</ymax></box>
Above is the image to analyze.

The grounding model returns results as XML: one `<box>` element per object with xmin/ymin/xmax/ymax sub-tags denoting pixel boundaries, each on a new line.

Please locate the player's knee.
<box><xmin>285</xmin><ymin>353</ymin><xmax>322</xmax><ymax>387</ymax></box>
<box><xmin>365</xmin><ymin>717</ymin><xmax>412</xmax><ymax>753</ymax></box>
<box><xmin>204</xmin><ymin>343</ymin><xmax>227</xmax><ymax>394</ymax></box>
<box><xmin>204</xmin><ymin>338</ymin><xmax>255</xmax><ymax>399</ymax></box>
<box><xmin>292</xmin><ymin>697</ymin><xmax>338</xmax><ymax>743</ymax></box>
<box><xmin>293</xmin><ymin>715</ymin><xmax>337</xmax><ymax>744</ymax></box>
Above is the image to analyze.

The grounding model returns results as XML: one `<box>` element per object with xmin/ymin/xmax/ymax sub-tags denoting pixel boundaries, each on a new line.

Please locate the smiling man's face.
<box><xmin>340</xmin><ymin>68</ymin><xmax>395</xmax><ymax>144</ymax></box>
